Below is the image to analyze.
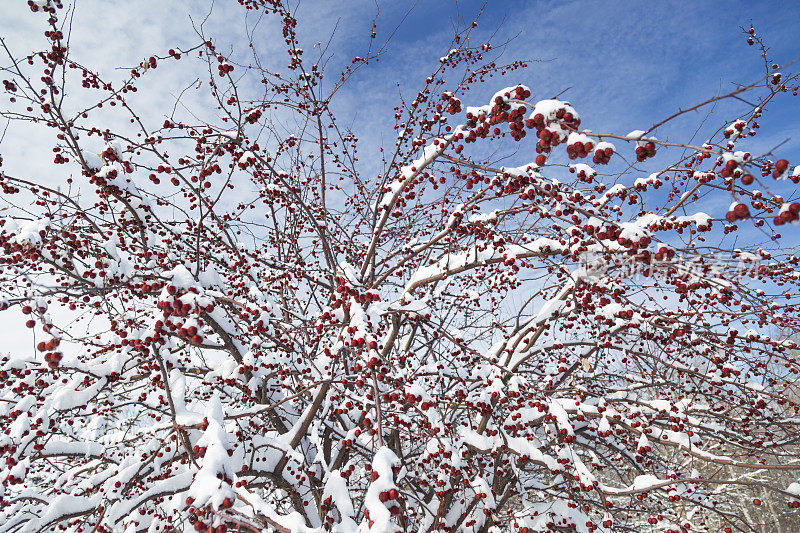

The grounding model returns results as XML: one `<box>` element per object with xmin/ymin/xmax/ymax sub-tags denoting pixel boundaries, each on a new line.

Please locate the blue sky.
<box><xmin>233</xmin><ymin>0</ymin><xmax>800</xmax><ymax>207</ymax></box>
<box><xmin>4</xmin><ymin>0</ymin><xmax>799</xmax><ymax>163</ymax></box>
<box><xmin>312</xmin><ymin>0</ymin><xmax>800</xmax><ymax>225</ymax></box>
<box><xmin>337</xmin><ymin>0</ymin><xmax>800</xmax><ymax>148</ymax></box>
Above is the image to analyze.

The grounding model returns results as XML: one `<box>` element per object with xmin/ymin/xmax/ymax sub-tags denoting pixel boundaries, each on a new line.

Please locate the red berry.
<box><xmin>733</xmin><ymin>204</ymin><xmax>750</xmax><ymax>219</ymax></box>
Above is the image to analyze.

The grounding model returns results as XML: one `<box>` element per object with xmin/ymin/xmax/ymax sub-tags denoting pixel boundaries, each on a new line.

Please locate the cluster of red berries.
<box><xmin>5</xmin><ymin>473</ymin><xmax>23</xmax><ymax>485</ymax></box>
<box><xmin>101</xmin><ymin>146</ymin><xmax>119</xmax><ymax>162</ymax></box>
<box><xmin>570</xmin><ymin>165</ymin><xmax>596</xmax><ymax>182</ymax></box>
<box><xmin>566</xmin><ymin>138</ymin><xmax>594</xmax><ymax>160</ymax></box>
<box><xmin>352</xmin><ymin>353</ymin><xmax>382</xmax><ymax>373</ymax></box>
<box><xmin>725</xmin><ymin>203</ymin><xmax>751</xmax><ymax>222</ymax></box>
<box><xmin>36</xmin><ymin>337</ymin><xmax>62</xmax><ymax>368</ymax></box>
<box><xmin>723</xmin><ymin>120</ymin><xmax>746</xmax><ymax>138</ymax></box>
<box><xmin>720</xmin><ymin>158</ymin><xmax>745</xmax><ymax>178</ymax></box>
<box><xmin>185</xmin><ymin>498</ymin><xmax>232</xmax><ymax>533</ymax></box>
<box><xmin>21</xmin><ymin>304</ymin><xmax>62</xmax><ymax>368</ymax></box>
<box><xmin>770</xmin><ymin>158</ymin><xmax>790</xmax><ymax>179</ymax></box>
<box><xmin>592</xmin><ymin>224</ymin><xmax>652</xmax><ymax>249</ymax></box>
<box><xmin>156</xmin><ymin>285</ymin><xmax>214</xmax><ymax>346</ymax></box>
<box><xmin>44</xmin><ymin>30</ymin><xmax>63</xmax><ymax>41</ymax></box>
<box><xmin>245</xmin><ymin>109</ymin><xmax>262</xmax><ymax>124</ymax></box>
<box><xmin>528</xmin><ymin>108</ymin><xmax>580</xmax><ymax>154</ymax></box>
<box><xmin>191</xmin><ymin>444</ymin><xmax>208</xmax><ymax>457</ymax></box>
<box><xmin>89</xmin><ymin>168</ymin><xmax>116</xmax><ymax>187</ymax></box>
<box><xmin>217</xmin><ymin>57</ymin><xmax>234</xmax><ymax>77</ymax></box>
<box><xmin>635</xmin><ymin>141</ymin><xmax>656</xmax><ymax>162</ymax></box>
<box><xmin>364</xmin><ymin>480</ymin><xmax>403</xmax><ymax>528</ymax></box>
<box><xmin>774</xmin><ymin>203</ymin><xmax>800</xmax><ymax>226</ymax></box>
<box><xmin>460</xmin><ymin>115</ymin><xmax>491</xmax><ymax>148</ymax></box>
<box><xmin>592</xmin><ymin>145</ymin><xmax>614</xmax><ymax>164</ymax></box>
<box><xmin>654</xmin><ymin>246</ymin><xmax>676</xmax><ymax>261</ymax></box>
<box><xmin>333</xmin><ymin>276</ymin><xmax>379</xmax><ymax>306</ymax></box>
<box><xmin>27</xmin><ymin>0</ymin><xmax>48</xmax><ymax>12</ymax></box>
<box><xmin>43</xmin><ymin>351</ymin><xmax>62</xmax><ymax>368</ymax></box>
<box><xmin>457</xmin><ymin>87</ymin><xmax>531</xmax><ymax>148</ymax></box>
<box><xmin>491</xmin><ymin>99</ymin><xmax>530</xmax><ymax>142</ymax></box>
<box><xmin>439</xmin><ymin>92</ymin><xmax>462</xmax><ymax>115</ymax></box>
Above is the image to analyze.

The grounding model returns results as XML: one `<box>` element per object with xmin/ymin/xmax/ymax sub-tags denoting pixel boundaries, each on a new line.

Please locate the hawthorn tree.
<box><xmin>2</xmin><ymin>1</ymin><xmax>800</xmax><ymax>532</ymax></box>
